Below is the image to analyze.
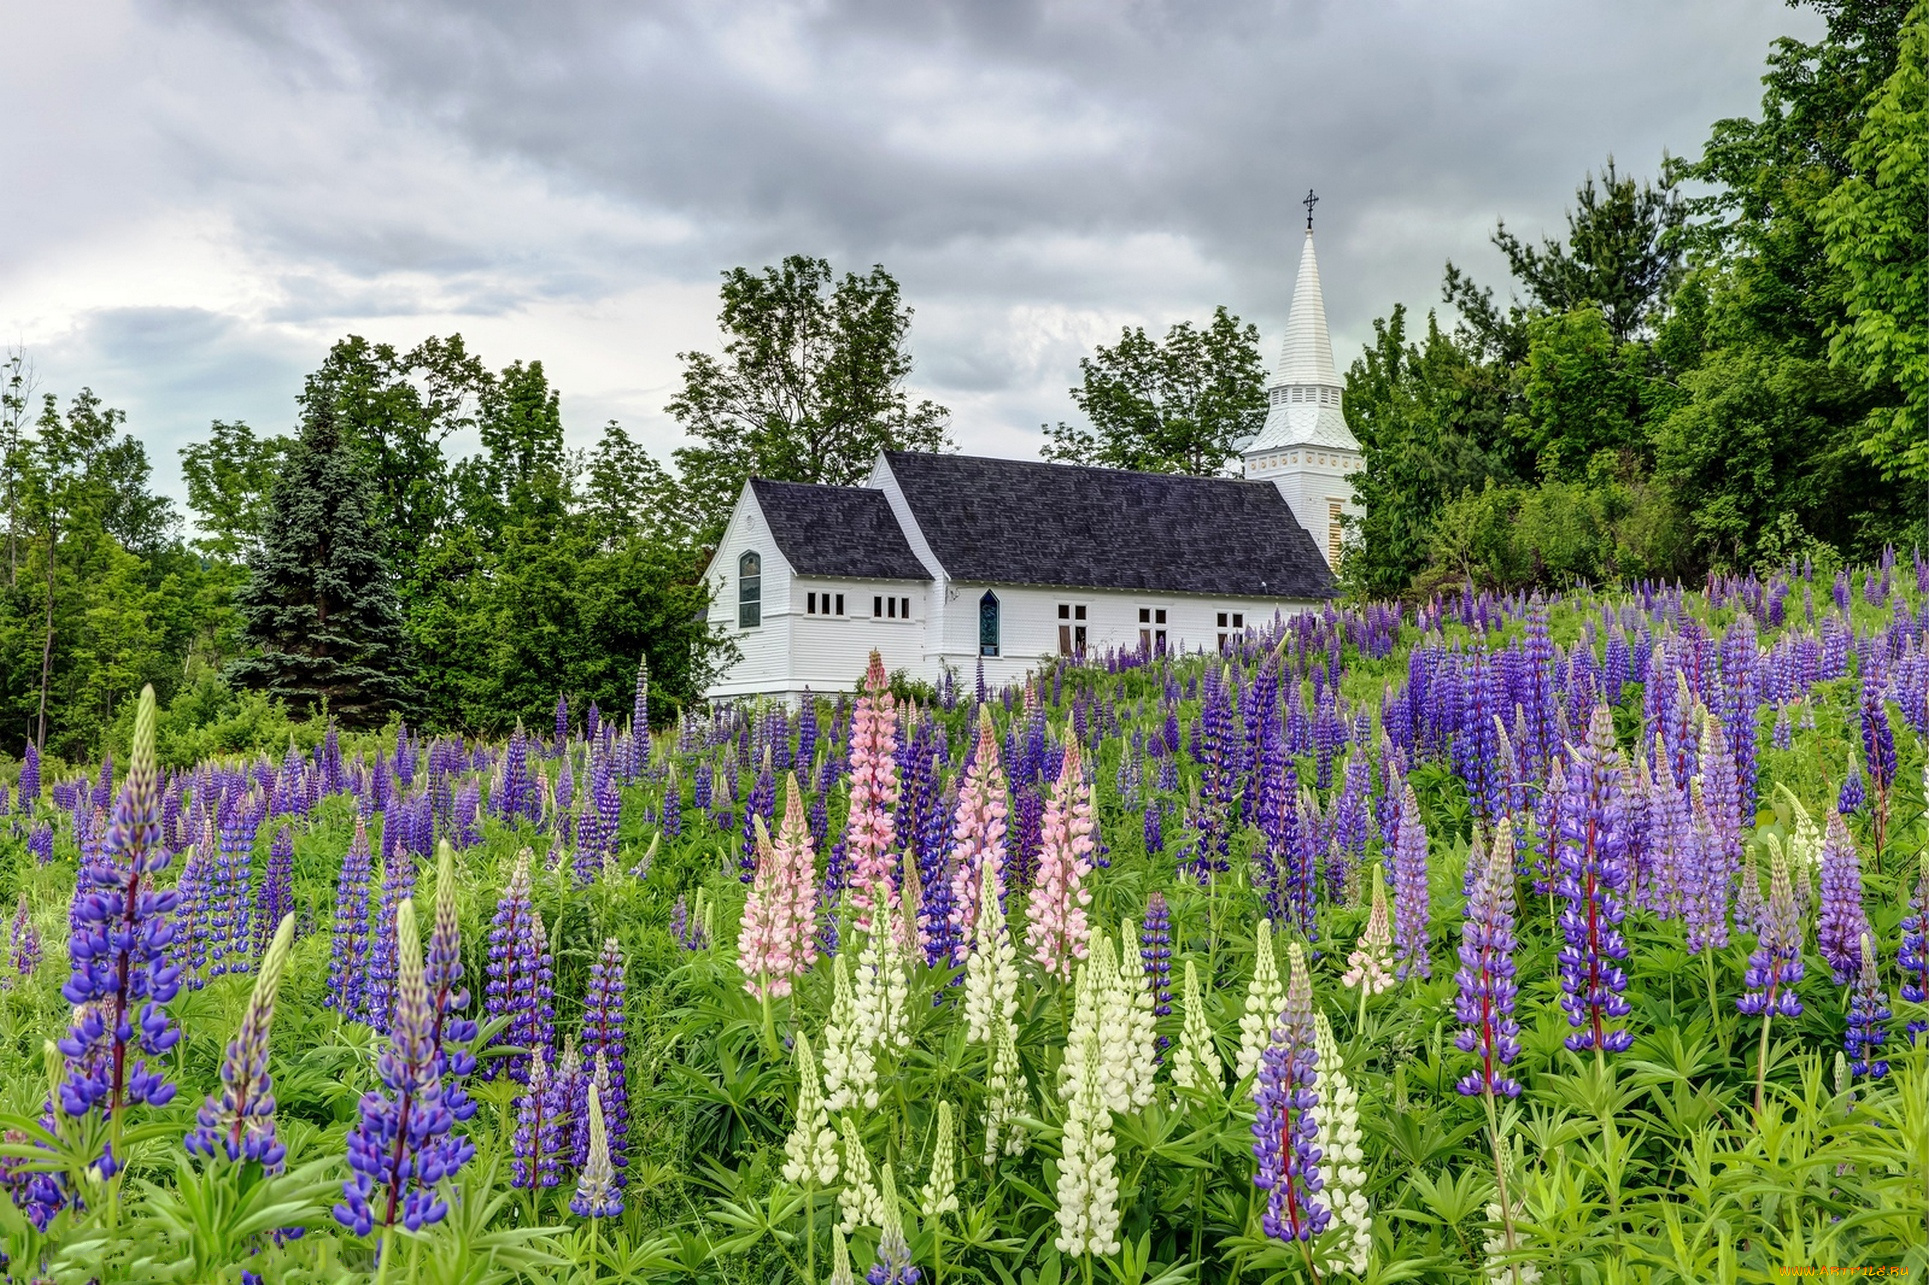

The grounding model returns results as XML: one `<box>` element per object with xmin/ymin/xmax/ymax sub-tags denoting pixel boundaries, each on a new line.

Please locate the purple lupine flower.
<box><xmin>1844</xmin><ymin>933</ymin><xmax>1890</xmax><ymax>1080</ymax></box>
<box><xmin>367</xmin><ymin>844</ymin><xmax>418</xmax><ymax>1032</ymax></box>
<box><xmin>9</xmin><ymin>893</ymin><xmax>40</xmax><ymax>985</ymax></box>
<box><xmin>550</xmin><ymin>1039</ymin><xmax>584</xmax><ymax>1175</ymax></box>
<box><xmin>209</xmin><ymin>789</ymin><xmax>258</xmax><ymax>978</ymax></box>
<box><xmin>1454</xmin><ymin>820</ymin><xmax>1522</xmax><ymax>1098</ymax></box>
<box><xmin>483</xmin><ymin>851</ymin><xmax>554</xmax><ymax>1083</ymax></box>
<box><xmin>499</xmin><ymin>727</ymin><xmax>534</xmax><ymax>823</ymax></box>
<box><xmin>1839</xmin><ymin>760</ymin><xmax>1866</xmax><ymax>815</ymax></box>
<box><xmin>1556</xmin><ymin>706</ymin><xmax>1634</xmax><ymax>1055</ymax></box>
<box><xmin>57</xmin><ymin>686</ymin><xmax>180</xmax><ymax>1177</ymax></box>
<box><xmin>1816</xmin><ymin>812</ymin><xmax>1870</xmax><ymax>984</ymax></box>
<box><xmin>17</xmin><ymin>742</ymin><xmax>38</xmax><ymax>813</ymax></box>
<box><xmin>1719</xmin><ymin>613</ymin><xmax>1761</xmax><ymax>819</ymax></box>
<box><xmin>740</xmin><ymin>756</ymin><xmax>776</xmax><ymax>882</ymax></box>
<box><xmin>1141</xmin><ymin>894</ymin><xmax>1172</xmax><ymax>1053</ymax></box>
<box><xmin>1143</xmin><ymin>801</ymin><xmax>1163</xmax><ymax>855</ymax></box>
<box><xmin>1390</xmin><ymin>784</ymin><xmax>1431</xmax><ymax>981</ymax></box>
<box><xmin>335</xmin><ymin>901</ymin><xmax>460</xmax><ymax>1236</ymax></box>
<box><xmin>511</xmin><ymin>1045</ymin><xmax>565</xmax><ymax>1189</ymax></box>
<box><xmin>254</xmin><ymin>826</ymin><xmax>295</xmax><ymax>959</ymax></box>
<box><xmin>632</xmin><ymin>653</ymin><xmax>651</xmax><ymax>777</ymax></box>
<box><xmin>26</xmin><ymin>821</ymin><xmax>52</xmax><ymax>865</ymax></box>
<box><xmin>1737</xmin><ymin>846</ymin><xmax>1803</xmax><ymax>1019</ymax></box>
<box><xmin>570</xmin><ymin>1081</ymin><xmax>623</xmax><ymax>1221</ymax></box>
<box><xmin>328</xmin><ymin>818</ymin><xmax>375</xmax><ymax>1021</ymax></box>
<box><xmin>660</xmin><ymin>768</ymin><xmax>682</xmax><ymax>839</ymax></box>
<box><xmin>425</xmin><ymin>842</ymin><xmax>479</xmax><ymax>1144</ymax></box>
<box><xmin>1898</xmin><ymin>856</ymin><xmax>1928</xmax><ymax>1040</ymax></box>
<box><xmin>1860</xmin><ymin>675</ymin><xmax>1897</xmax><ymax>845</ymax></box>
<box><xmin>1330</xmin><ymin>754</ymin><xmax>1369</xmax><ymax>902</ymax></box>
<box><xmin>554</xmin><ymin>693</ymin><xmax>570</xmax><ymax>753</ymax></box>
<box><xmin>580</xmin><ymin>938</ymin><xmax>628</xmax><ymax>1184</ymax></box>
<box><xmin>1251</xmin><ymin>964</ymin><xmax>1327</xmax><ymax>1244</ymax></box>
<box><xmin>187</xmin><ymin>914</ymin><xmax>296</xmax><ymax>1169</ymax></box>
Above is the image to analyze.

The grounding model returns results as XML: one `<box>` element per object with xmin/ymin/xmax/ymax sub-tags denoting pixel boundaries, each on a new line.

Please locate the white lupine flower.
<box><xmin>983</xmin><ymin>1013</ymin><xmax>1030</xmax><ymax>1163</ymax></box>
<box><xmin>1235</xmin><ymin>919</ymin><xmax>1286</xmax><ymax>1083</ymax></box>
<box><xmin>1313</xmin><ymin>1014</ymin><xmax>1371</xmax><ymax>1275</ymax></box>
<box><xmin>964</xmin><ymin>860</ymin><xmax>1019</xmax><ymax>1045</ymax></box>
<box><xmin>920</xmin><ymin>1100</ymin><xmax>959</xmax><ymax>1219</ymax></box>
<box><xmin>1481</xmin><ymin>1198</ymin><xmax>1541</xmax><ymax>1285</ymax></box>
<box><xmin>1115</xmin><ymin>918</ymin><xmax>1158</xmax><ymax>1110</ymax></box>
<box><xmin>1171</xmin><ymin>958</ymin><xmax>1224</xmax><ymax>1095</ymax></box>
<box><xmin>782</xmin><ymin>1033</ymin><xmax>840</xmax><ymax>1187</ymax></box>
<box><xmin>864</xmin><ymin>881</ymin><xmax>912</xmax><ymax>1052</ymax></box>
<box><xmin>1059</xmin><ymin>932</ymin><xmax>1105</xmax><ymax>1102</ymax></box>
<box><xmin>823</xmin><ymin>955</ymin><xmax>879</xmax><ymax>1112</ymax></box>
<box><xmin>836</xmin><ymin>1115</ymin><xmax>885</xmax><ymax>1236</ymax></box>
<box><xmin>1053</xmin><ymin>976</ymin><xmax>1121</xmax><ymax>1258</ymax></box>
<box><xmin>1092</xmin><ymin>935</ymin><xmax>1137</xmax><ymax>1115</ymax></box>
<box><xmin>828</xmin><ymin>1227</ymin><xmax>857</xmax><ymax>1285</ymax></box>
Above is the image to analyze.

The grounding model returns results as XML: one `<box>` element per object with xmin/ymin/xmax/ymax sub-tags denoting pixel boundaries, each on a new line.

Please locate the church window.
<box><xmin>807</xmin><ymin>592</ymin><xmax>845</xmax><ymax>617</ymax></box>
<box><xmin>1329</xmin><ymin>500</ymin><xmax>1345</xmax><ymax>566</ymax></box>
<box><xmin>807</xmin><ymin>591</ymin><xmax>816</xmax><ymax>614</ymax></box>
<box><xmin>1216</xmin><ymin>611</ymin><xmax>1244</xmax><ymax>654</ymax></box>
<box><xmin>1056</xmin><ymin>603</ymin><xmax>1087</xmax><ymax>656</ymax></box>
<box><xmin>979</xmin><ymin>592</ymin><xmax>1000</xmax><ymax>657</ymax></box>
<box><xmin>1137</xmin><ymin>606</ymin><xmax>1167</xmax><ymax>654</ymax></box>
<box><xmin>737</xmin><ymin>552</ymin><xmax>761</xmax><ymax>628</ymax></box>
<box><xmin>836</xmin><ymin>593</ymin><xmax>845</xmax><ymax>615</ymax></box>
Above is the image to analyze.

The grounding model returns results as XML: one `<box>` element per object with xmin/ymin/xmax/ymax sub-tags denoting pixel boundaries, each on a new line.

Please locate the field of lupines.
<box><xmin>0</xmin><ymin>561</ymin><xmax>1927</xmax><ymax>1284</ymax></box>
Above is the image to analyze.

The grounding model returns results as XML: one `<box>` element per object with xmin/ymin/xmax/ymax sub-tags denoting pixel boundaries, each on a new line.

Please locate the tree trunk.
<box><xmin>35</xmin><ymin>519</ymin><xmax>55</xmax><ymax>755</ymax></box>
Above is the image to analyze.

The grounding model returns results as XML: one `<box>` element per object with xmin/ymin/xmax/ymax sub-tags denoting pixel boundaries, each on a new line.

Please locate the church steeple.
<box><xmin>1272</xmin><ymin>228</ymin><xmax>1342</xmax><ymax>390</ymax></box>
<box><xmin>1243</xmin><ymin>221</ymin><xmax>1361</xmax><ymax>570</ymax></box>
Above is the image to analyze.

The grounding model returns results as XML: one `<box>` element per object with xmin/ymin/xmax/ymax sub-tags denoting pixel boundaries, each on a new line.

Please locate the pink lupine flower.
<box><xmin>847</xmin><ymin>652</ymin><xmax>901</xmax><ymax>930</ymax></box>
<box><xmin>947</xmin><ymin>708</ymin><xmax>1011</xmax><ymax>965</ymax></box>
<box><xmin>1027</xmin><ymin>737</ymin><xmax>1093</xmax><ymax>982</ymax></box>
<box><xmin>739</xmin><ymin>773</ymin><xmax>819</xmax><ymax>998</ymax></box>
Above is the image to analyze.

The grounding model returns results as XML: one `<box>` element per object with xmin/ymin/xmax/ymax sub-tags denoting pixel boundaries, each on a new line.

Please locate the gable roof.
<box><xmin>881</xmin><ymin>452</ymin><xmax>1336</xmax><ymax>599</ymax></box>
<box><xmin>748</xmin><ymin>479</ymin><xmax>931</xmax><ymax>581</ymax></box>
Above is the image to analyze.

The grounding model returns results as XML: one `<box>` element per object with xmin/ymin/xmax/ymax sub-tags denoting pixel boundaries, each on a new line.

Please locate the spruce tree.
<box><xmin>227</xmin><ymin>406</ymin><xmax>414</xmax><ymax>725</ymax></box>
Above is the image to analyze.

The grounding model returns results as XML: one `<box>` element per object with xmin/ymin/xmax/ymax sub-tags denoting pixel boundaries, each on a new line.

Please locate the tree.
<box><xmin>227</xmin><ymin>406</ymin><xmax>414</xmax><ymax>727</ymax></box>
<box><xmin>452</xmin><ymin>358</ymin><xmax>568</xmax><ymax>543</ymax></box>
<box><xmin>179</xmin><ymin>421</ymin><xmax>292</xmax><ymax>563</ymax></box>
<box><xmin>1041</xmin><ymin>306</ymin><xmax>1268</xmax><ymax>476</ymax></box>
<box><xmin>1341</xmin><ymin>307</ymin><xmax>1519</xmax><ymax>598</ymax></box>
<box><xmin>668</xmin><ymin>256</ymin><xmax>950</xmax><ymax>534</ymax></box>
<box><xmin>1820</xmin><ymin>0</ymin><xmax>1928</xmax><ymax>486</ymax></box>
<box><xmin>1471</xmin><ymin>158</ymin><xmax>1684</xmax><ymax>344</ymax></box>
<box><xmin>296</xmin><ymin>334</ymin><xmax>488</xmax><ymax>565</ymax></box>
<box><xmin>584</xmin><ymin>421</ymin><xmax>696</xmax><ymax>545</ymax></box>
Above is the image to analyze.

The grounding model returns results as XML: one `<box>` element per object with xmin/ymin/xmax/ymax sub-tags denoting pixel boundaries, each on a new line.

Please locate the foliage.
<box><xmin>1043</xmin><ymin>307</ymin><xmax>1268</xmax><ymax>477</ymax></box>
<box><xmin>2</xmin><ymin>566</ymin><xmax>1928</xmax><ymax>1283</ymax></box>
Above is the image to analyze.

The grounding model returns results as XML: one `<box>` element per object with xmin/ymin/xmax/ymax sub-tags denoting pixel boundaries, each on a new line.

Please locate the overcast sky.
<box><xmin>2</xmin><ymin>0</ymin><xmax>1818</xmax><ymax>501</ymax></box>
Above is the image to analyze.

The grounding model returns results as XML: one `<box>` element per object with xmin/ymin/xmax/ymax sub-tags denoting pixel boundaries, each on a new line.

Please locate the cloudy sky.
<box><xmin>3</xmin><ymin>0</ymin><xmax>1816</xmax><ymax>502</ymax></box>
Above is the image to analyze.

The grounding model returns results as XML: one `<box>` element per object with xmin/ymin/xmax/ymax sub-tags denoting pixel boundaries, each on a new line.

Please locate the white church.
<box><xmin>702</xmin><ymin>224</ymin><xmax>1362</xmax><ymax>701</ymax></box>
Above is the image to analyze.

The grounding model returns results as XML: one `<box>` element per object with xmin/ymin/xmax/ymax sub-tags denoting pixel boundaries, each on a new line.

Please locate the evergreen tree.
<box><xmin>227</xmin><ymin>407</ymin><xmax>414</xmax><ymax>726</ymax></box>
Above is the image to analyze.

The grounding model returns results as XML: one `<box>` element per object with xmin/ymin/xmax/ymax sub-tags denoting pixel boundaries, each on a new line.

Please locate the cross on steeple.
<box><xmin>1303</xmin><ymin>189</ymin><xmax>1318</xmax><ymax>230</ymax></box>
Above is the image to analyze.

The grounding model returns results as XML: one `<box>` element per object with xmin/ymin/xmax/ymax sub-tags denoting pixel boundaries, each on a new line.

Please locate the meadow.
<box><xmin>0</xmin><ymin>559</ymin><xmax>1925</xmax><ymax>1285</ymax></box>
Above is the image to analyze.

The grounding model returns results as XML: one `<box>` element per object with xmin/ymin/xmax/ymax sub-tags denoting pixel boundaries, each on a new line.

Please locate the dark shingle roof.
<box><xmin>882</xmin><ymin>452</ymin><xmax>1336</xmax><ymax>598</ymax></box>
<box><xmin>749</xmin><ymin>479</ymin><xmax>931</xmax><ymax>581</ymax></box>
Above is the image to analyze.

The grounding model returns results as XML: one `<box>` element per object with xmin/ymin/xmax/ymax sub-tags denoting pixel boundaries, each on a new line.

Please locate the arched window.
<box><xmin>979</xmin><ymin>591</ymin><xmax>1000</xmax><ymax>657</ymax></box>
<box><xmin>738</xmin><ymin>552</ymin><xmax>761</xmax><ymax>628</ymax></box>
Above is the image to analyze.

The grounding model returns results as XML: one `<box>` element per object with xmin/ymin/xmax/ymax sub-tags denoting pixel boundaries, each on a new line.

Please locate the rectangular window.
<box><xmin>900</xmin><ymin>597</ymin><xmax>910</xmax><ymax>619</ymax></box>
<box><xmin>1232</xmin><ymin>613</ymin><xmax>1244</xmax><ymax>628</ymax></box>
<box><xmin>1074</xmin><ymin>605</ymin><xmax>1086</xmax><ymax>621</ymax></box>
<box><xmin>1058</xmin><ymin>604</ymin><xmax>1071</xmax><ymax>620</ymax></box>
<box><xmin>807</xmin><ymin>592</ymin><xmax>818</xmax><ymax>615</ymax></box>
<box><xmin>1059</xmin><ymin>624</ymin><xmax>1073</xmax><ymax>656</ymax></box>
<box><xmin>1074</xmin><ymin>624</ymin><xmax>1087</xmax><ymax>651</ymax></box>
<box><xmin>1138</xmin><ymin>608</ymin><xmax>1150</xmax><ymax>624</ymax></box>
<box><xmin>874</xmin><ymin>595</ymin><xmax>884</xmax><ymax>618</ymax></box>
<box><xmin>1140</xmin><ymin>627</ymin><xmax>1152</xmax><ymax>652</ymax></box>
<box><xmin>1217</xmin><ymin>612</ymin><xmax>1228</xmax><ymax>628</ymax></box>
<box><xmin>1155</xmin><ymin>609</ymin><xmax>1166</xmax><ymax>625</ymax></box>
<box><xmin>1329</xmin><ymin>500</ymin><xmax>1345</xmax><ymax>566</ymax></box>
<box><xmin>835</xmin><ymin>593</ymin><xmax>845</xmax><ymax>615</ymax></box>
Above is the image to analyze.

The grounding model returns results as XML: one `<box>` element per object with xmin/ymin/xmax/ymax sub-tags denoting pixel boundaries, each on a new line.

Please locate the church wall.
<box><xmin>704</xmin><ymin>488</ymin><xmax>802</xmax><ymax>701</ymax></box>
<box><xmin>923</xmin><ymin>582</ymin><xmax>1319</xmax><ymax>688</ymax></box>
